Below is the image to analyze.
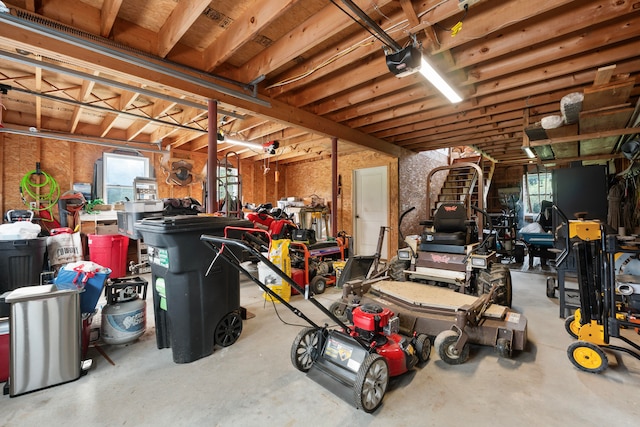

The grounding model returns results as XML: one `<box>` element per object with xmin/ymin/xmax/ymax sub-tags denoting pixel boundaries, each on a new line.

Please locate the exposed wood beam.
<box><xmin>451</xmin><ymin>0</ymin><xmax>635</xmax><ymax>70</ymax></box>
<box><xmin>316</xmin><ymin>23</ymin><xmax>638</xmax><ymax>127</ymax></box>
<box><xmin>529</xmin><ymin>127</ymin><xmax>640</xmax><ymax>147</ymax></box>
<box><xmin>70</xmin><ymin>73</ymin><xmax>98</xmax><ymax>132</ymax></box>
<box><xmin>347</xmin><ymin>59</ymin><xmax>640</xmax><ymax>131</ymax></box>
<box><xmin>542</xmin><ymin>152</ymin><xmax>625</xmax><ymax>166</ymax></box>
<box><xmin>100</xmin><ymin>0</ymin><xmax>123</xmax><ymax>38</ymax></box>
<box><xmin>158</xmin><ymin>0</ymin><xmax>210</xmax><ymax>58</ymax></box>
<box><xmin>98</xmin><ymin>91</ymin><xmax>138</xmax><ymax>137</ymax></box>
<box><xmin>388</xmin><ymin>104</ymin><xmax>558</xmax><ymax>144</ymax></box>
<box><xmin>428</xmin><ymin>0</ymin><xmax>576</xmax><ymax>55</ymax></box>
<box><xmin>224</xmin><ymin>0</ymin><xmax>394</xmax><ymax>83</ymax></box>
<box><xmin>205</xmin><ymin>0</ymin><xmax>299</xmax><ymax>72</ymax></box>
<box><xmin>0</xmin><ymin>25</ymin><xmax>402</xmax><ymax>157</ymax></box>
<box><xmin>464</xmin><ymin>18</ymin><xmax>640</xmax><ymax>87</ymax></box>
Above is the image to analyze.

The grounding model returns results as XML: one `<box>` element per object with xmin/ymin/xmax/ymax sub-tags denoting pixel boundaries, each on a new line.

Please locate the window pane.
<box><xmin>106</xmin><ymin>186</ymin><xmax>134</xmax><ymax>203</ymax></box>
<box><xmin>103</xmin><ymin>153</ymin><xmax>149</xmax><ymax>203</ymax></box>
<box><xmin>524</xmin><ymin>172</ymin><xmax>553</xmax><ymax>215</ymax></box>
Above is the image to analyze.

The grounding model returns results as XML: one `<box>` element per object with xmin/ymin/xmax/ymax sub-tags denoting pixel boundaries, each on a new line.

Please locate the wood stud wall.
<box><xmin>0</xmin><ymin>134</ymin><xmax>423</xmax><ymax>257</ymax></box>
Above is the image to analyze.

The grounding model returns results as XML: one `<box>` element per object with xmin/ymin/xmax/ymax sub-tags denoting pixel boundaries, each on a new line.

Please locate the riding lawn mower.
<box><xmin>328</xmin><ymin>162</ymin><xmax>527</xmax><ymax>364</ymax></box>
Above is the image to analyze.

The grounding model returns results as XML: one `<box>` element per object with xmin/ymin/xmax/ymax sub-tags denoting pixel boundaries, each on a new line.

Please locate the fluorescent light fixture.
<box><xmin>223</xmin><ymin>137</ymin><xmax>263</xmax><ymax>150</ymax></box>
<box><xmin>385</xmin><ymin>46</ymin><xmax>462</xmax><ymax>104</ymax></box>
<box><xmin>419</xmin><ymin>57</ymin><xmax>462</xmax><ymax>104</ymax></box>
<box><xmin>523</xmin><ymin>146</ymin><xmax>536</xmax><ymax>159</ymax></box>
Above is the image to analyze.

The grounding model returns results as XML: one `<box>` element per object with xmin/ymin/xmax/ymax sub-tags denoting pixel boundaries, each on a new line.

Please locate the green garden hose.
<box><xmin>19</xmin><ymin>168</ymin><xmax>60</xmax><ymax>221</ymax></box>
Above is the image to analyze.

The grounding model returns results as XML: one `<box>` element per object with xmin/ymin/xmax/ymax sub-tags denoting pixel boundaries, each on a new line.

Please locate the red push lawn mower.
<box><xmin>201</xmin><ymin>235</ymin><xmax>430</xmax><ymax>413</ymax></box>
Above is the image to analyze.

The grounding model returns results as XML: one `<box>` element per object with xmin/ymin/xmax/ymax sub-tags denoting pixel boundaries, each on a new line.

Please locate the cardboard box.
<box><xmin>95</xmin><ymin>224</ymin><xmax>119</xmax><ymax>235</ymax></box>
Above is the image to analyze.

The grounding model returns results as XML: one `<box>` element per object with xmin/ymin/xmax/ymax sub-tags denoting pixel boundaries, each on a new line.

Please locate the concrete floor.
<box><xmin>2</xmin><ymin>260</ymin><xmax>640</xmax><ymax>426</ymax></box>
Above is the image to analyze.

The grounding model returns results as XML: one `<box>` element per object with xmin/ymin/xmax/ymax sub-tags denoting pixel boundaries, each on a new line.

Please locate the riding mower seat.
<box><xmin>419</xmin><ymin>202</ymin><xmax>478</xmax><ymax>254</ymax></box>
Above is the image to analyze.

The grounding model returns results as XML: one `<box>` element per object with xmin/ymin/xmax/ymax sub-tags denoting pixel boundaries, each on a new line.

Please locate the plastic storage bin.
<box><xmin>117</xmin><ymin>211</ymin><xmax>162</xmax><ymax>239</ymax></box>
<box><xmin>54</xmin><ymin>262</ymin><xmax>111</xmax><ymax>314</ymax></box>
<box><xmin>135</xmin><ymin>215</ymin><xmax>252</xmax><ymax>363</ymax></box>
<box><xmin>0</xmin><ymin>237</ymin><xmax>47</xmax><ymax>317</ymax></box>
<box><xmin>88</xmin><ymin>234</ymin><xmax>129</xmax><ymax>278</ymax></box>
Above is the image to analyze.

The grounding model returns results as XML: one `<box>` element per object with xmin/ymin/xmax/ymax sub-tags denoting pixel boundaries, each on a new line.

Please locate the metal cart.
<box><xmin>565</xmin><ymin>226</ymin><xmax>640</xmax><ymax>373</ymax></box>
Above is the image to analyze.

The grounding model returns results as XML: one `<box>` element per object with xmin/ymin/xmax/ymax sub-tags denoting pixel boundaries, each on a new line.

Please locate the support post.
<box><xmin>331</xmin><ymin>137</ymin><xmax>338</xmax><ymax>237</ymax></box>
<box><xmin>207</xmin><ymin>100</ymin><xmax>219</xmax><ymax>214</ymax></box>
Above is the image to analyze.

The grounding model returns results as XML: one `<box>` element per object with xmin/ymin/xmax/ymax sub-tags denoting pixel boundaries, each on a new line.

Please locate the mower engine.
<box><xmin>351</xmin><ymin>304</ymin><xmax>419</xmax><ymax>376</ymax></box>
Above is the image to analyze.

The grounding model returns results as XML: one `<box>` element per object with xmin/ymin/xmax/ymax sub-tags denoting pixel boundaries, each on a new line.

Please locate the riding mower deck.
<box><xmin>201</xmin><ymin>235</ymin><xmax>430</xmax><ymax>413</ymax></box>
<box><xmin>346</xmin><ymin>280</ymin><xmax>526</xmax><ymax>363</ymax></box>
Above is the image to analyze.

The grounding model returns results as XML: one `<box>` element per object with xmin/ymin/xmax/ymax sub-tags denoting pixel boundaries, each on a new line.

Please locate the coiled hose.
<box><xmin>19</xmin><ymin>168</ymin><xmax>60</xmax><ymax>221</ymax></box>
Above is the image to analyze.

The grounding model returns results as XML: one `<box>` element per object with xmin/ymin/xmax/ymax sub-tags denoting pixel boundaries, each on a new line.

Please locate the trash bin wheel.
<box><xmin>214</xmin><ymin>311</ymin><xmax>243</xmax><ymax>347</ymax></box>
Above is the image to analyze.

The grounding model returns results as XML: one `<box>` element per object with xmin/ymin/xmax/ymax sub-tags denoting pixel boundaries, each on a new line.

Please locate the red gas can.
<box><xmin>290</xmin><ymin>268</ymin><xmax>306</xmax><ymax>295</ymax></box>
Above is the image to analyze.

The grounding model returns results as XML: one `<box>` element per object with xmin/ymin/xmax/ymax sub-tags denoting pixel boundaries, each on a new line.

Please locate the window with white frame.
<box><xmin>523</xmin><ymin>170</ymin><xmax>552</xmax><ymax>217</ymax></box>
<box><xmin>103</xmin><ymin>152</ymin><xmax>150</xmax><ymax>204</ymax></box>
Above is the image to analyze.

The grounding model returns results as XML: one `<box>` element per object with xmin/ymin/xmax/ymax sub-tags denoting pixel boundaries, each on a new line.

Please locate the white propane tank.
<box><xmin>101</xmin><ymin>278</ymin><xmax>148</xmax><ymax>345</ymax></box>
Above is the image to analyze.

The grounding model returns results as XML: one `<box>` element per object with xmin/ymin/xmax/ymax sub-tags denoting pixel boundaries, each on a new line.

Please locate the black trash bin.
<box><xmin>135</xmin><ymin>215</ymin><xmax>253</xmax><ymax>364</ymax></box>
<box><xmin>0</xmin><ymin>237</ymin><xmax>48</xmax><ymax>317</ymax></box>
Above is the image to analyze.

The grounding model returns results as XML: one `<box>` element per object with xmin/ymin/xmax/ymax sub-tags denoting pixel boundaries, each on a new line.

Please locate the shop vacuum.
<box><xmin>101</xmin><ymin>277</ymin><xmax>148</xmax><ymax>345</ymax></box>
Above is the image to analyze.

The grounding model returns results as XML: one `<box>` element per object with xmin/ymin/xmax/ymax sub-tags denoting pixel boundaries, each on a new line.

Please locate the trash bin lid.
<box><xmin>136</xmin><ymin>215</ymin><xmax>252</xmax><ymax>234</ymax></box>
<box><xmin>4</xmin><ymin>285</ymin><xmax>56</xmax><ymax>302</ymax></box>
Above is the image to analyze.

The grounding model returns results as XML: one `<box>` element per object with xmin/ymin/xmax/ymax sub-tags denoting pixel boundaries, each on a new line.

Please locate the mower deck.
<box><xmin>361</xmin><ymin>280</ymin><xmax>527</xmax><ymax>352</ymax></box>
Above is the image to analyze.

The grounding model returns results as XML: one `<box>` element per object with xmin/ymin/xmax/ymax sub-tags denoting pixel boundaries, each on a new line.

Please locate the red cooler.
<box><xmin>88</xmin><ymin>234</ymin><xmax>129</xmax><ymax>278</ymax></box>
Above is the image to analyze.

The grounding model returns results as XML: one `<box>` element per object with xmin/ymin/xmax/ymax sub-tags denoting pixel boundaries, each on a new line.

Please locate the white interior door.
<box><xmin>353</xmin><ymin>166</ymin><xmax>388</xmax><ymax>259</ymax></box>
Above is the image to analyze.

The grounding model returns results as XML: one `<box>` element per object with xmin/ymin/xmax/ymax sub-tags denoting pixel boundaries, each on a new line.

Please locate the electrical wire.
<box><xmin>266</xmin><ymin>40</ymin><xmax>375</xmax><ymax>89</ymax></box>
<box><xmin>267</xmin><ymin>19</ymin><xmax>409</xmax><ymax>89</ymax></box>
<box><xmin>267</xmin><ymin>296</ymin><xmax>308</xmax><ymax>329</ymax></box>
<box><xmin>434</xmin><ymin>3</ymin><xmax>468</xmax><ymax>32</ymax></box>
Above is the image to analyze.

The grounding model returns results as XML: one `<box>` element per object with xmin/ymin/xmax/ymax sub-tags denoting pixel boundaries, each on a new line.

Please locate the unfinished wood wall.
<box><xmin>1</xmin><ymin>134</ymin><xmax>449</xmax><ymax>256</ymax></box>
<box><xmin>488</xmin><ymin>164</ymin><xmax>526</xmax><ymax>212</ymax></box>
<box><xmin>0</xmin><ymin>133</ymin><xmax>107</xmax><ymax>215</ymax></box>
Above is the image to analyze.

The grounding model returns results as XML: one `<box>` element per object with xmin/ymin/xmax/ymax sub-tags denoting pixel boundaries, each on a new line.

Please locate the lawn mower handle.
<box><xmin>200</xmin><ymin>234</ymin><xmax>355</xmax><ymax>334</ymax></box>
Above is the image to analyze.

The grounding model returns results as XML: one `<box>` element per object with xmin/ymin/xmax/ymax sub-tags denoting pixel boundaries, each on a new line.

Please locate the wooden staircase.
<box><xmin>431</xmin><ymin>156</ymin><xmax>496</xmax><ymax>217</ymax></box>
